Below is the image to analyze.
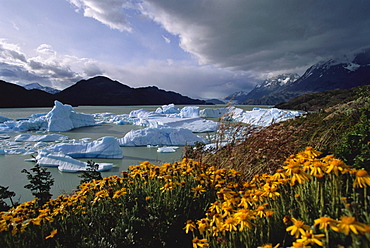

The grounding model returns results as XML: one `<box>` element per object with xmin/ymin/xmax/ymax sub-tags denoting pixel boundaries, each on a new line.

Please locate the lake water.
<box><xmin>0</xmin><ymin>105</ymin><xmax>265</xmax><ymax>203</ymax></box>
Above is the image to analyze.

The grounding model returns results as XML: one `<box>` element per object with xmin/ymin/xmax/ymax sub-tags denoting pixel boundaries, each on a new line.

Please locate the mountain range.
<box><xmin>225</xmin><ymin>49</ymin><xmax>370</xmax><ymax>105</ymax></box>
<box><xmin>23</xmin><ymin>83</ymin><xmax>61</xmax><ymax>94</ymax></box>
<box><xmin>0</xmin><ymin>76</ymin><xmax>206</xmax><ymax>108</ymax></box>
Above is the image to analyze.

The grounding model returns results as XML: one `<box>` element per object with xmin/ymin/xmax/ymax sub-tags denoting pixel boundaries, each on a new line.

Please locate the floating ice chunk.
<box><xmin>234</xmin><ymin>108</ymin><xmax>301</xmax><ymax>127</ymax></box>
<box><xmin>164</xmin><ymin>118</ymin><xmax>219</xmax><ymax>133</ymax></box>
<box><xmin>155</xmin><ymin>104</ymin><xmax>180</xmax><ymax>114</ymax></box>
<box><xmin>35</xmin><ymin>150</ymin><xmax>113</xmax><ymax>172</ymax></box>
<box><xmin>0</xmin><ymin>101</ymin><xmax>96</xmax><ymax>133</ymax></box>
<box><xmin>129</xmin><ymin>109</ymin><xmax>150</xmax><ymax>118</ymax></box>
<box><xmin>46</xmin><ymin>136</ymin><xmax>123</xmax><ymax>158</ymax></box>
<box><xmin>36</xmin><ymin>150</ymin><xmax>85</xmax><ymax>167</ymax></box>
<box><xmin>180</xmin><ymin>106</ymin><xmax>199</xmax><ymax>118</ymax></box>
<box><xmin>200</xmin><ymin>108</ymin><xmax>228</xmax><ymax>118</ymax></box>
<box><xmin>0</xmin><ymin>116</ymin><xmax>12</xmax><ymax>123</ymax></box>
<box><xmin>157</xmin><ymin>146</ymin><xmax>179</xmax><ymax>153</ymax></box>
<box><xmin>59</xmin><ymin>162</ymin><xmax>113</xmax><ymax>173</ymax></box>
<box><xmin>14</xmin><ymin>134</ymin><xmax>68</xmax><ymax>142</ymax></box>
<box><xmin>119</xmin><ymin>127</ymin><xmax>208</xmax><ymax>147</ymax></box>
<box><xmin>0</xmin><ymin>135</ymin><xmax>10</xmax><ymax>139</ymax></box>
<box><xmin>46</xmin><ymin>101</ymin><xmax>96</xmax><ymax>132</ymax></box>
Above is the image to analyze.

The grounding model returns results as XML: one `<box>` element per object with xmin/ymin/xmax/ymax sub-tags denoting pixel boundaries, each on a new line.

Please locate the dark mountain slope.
<box><xmin>275</xmin><ymin>85</ymin><xmax>370</xmax><ymax>111</ymax></box>
<box><xmin>54</xmin><ymin>76</ymin><xmax>206</xmax><ymax>106</ymax></box>
<box><xmin>0</xmin><ymin>80</ymin><xmax>54</xmax><ymax>107</ymax></box>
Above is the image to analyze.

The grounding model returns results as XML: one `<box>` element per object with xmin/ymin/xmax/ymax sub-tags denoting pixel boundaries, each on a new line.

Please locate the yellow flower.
<box><xmin>45</xmin><ymin>229</ymin><xmax>58</xmax><ymax>239</ymax></box>
<box><xmin>309</xmin><ymin>159</ymin><xmax>326</xmax><ymax>178</ymax></box>
<box><xmin>270</xmin><ymin>169</ymin><xmax>287</xmax><ymax>180</ymax></box>
<box><xmin>301</xmin><ymin>147</ymin><xmax>322</xmax><ymax>159</ymax></box>
<box><xmin>234</xmin><ymin>209</ymin><xmax>255</xmax><ymax>231</ymax></box>
<box><xmin>313</xmin><ymin>216</ymin><xmax>337</xmax><ymax>232</ymax></box>
<box><xmin>192</xmin><ymin>185</ymin><xmax>206</xmax><ymax>197</ymax></box>
<box><xmin>184</xmin><ymin>220</ymin><xmax>196</xmax><ymax>234</ymax></box>
<box><xmin>325</xmin><ymin>158</ymin><xmax>348</xmax><ymax>176</ymax></box>
<box><xmin>160</xmin><ymin>182</ymin><xmax>174</xmax><ymax>192</ymax></box>
<box><xmin>286</xmin><ymin>218</ymin><xmax>310</xmax><ymax>238</ymax></box>
<box><xmin>222</xmin><ymin>217</ymin><xmax>238</xmax><ymax>232</ymax></box>
<box><xmin>210</xmin><ymin>213</ymin><xmax>223</xmax><ymax>229</ymax></box>
<box><xmin>262</xmin><ymin>183</ymin><xmax>281</xmax><ymax>200</ymax></box>
<box><xmin>353</xmin><ymin>169</ymin><xmax>370</xmax><ymax>188</ymax></box>
<box><xmin>197</xmin><ymin>218</ymin><xmax>210</xmax><ymax>235</ymax></box>
<box><xmin>256</xmin><ymin>205</ymin><xmax>268</xmax><ymax>218</ymax></box>
<box><xmin>112</xmin><ymin>189</ymin><xmax>127</xmax><ymax>199</ymax></box>
<box><xmin>192</xmin><ymin>237</ymin><xmax>209</xmax><ymax>248</ymax></box>
<box><xmin>209</xmin><ymin>201</ymin><xmax>222</xmax><ymax>213</ymax></box>
<box><xmin>291</xmin><ymin>168</ymin><xmax>310</xmax><ymax>185</ymax></box>
<box><xmin>297</xmin><ymin>229</ymin><xmax>325</xmax><ymax>246</ymax></box>
<box><xmin>331</xmin><ymin>216</ymin><xmax>366</xmax><ymax>235</ymax></box>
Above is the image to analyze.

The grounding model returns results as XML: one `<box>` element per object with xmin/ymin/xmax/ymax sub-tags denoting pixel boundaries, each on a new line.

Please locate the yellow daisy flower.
<box><xmin>286</xmin><ymin>218</ymin><xmax>310</xmax><ymax>238</ymax></box>
<box><xmin>353</xmin><ymin>169</ymin><xmax>370</xmax><ymax>188</ymax></box>
<box><xmin>331</xmin><ymin>216</ymin><xmax>366</xmax><ymax>235</ymax></box>
<box><xmin>297</xmin><ymin>229</ymin><xmax>325</xmax><ymax>246</ymax></box>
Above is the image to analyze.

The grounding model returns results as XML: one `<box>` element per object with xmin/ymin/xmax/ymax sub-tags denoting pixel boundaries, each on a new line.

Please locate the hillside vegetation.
<box><xmin>192</xmin><ymin>85</ymin><xmax>369</xmax><ymax>180</ymax></box>
<box><xmin>275</xmin><ymin>84</ymin><xmax>370</xmax><ymax>112</ymax></box>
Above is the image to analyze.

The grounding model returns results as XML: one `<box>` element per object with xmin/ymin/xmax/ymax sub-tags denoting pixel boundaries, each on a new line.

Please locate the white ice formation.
<box><xmin>14</xmin><ymin>134</ymin><xmax>68</xmax><ymax>142</ymax></box>
<box><xmin>119</xmin><ymin>127</ymin><xmax>208</xmax><ymax>147</ymax></box>
<box><xmin>36</xmin><ymin>150</ymin><xmax>113</xmax><ymax>172</ymax></box>
<box><xmin>0</xmin><ymin>100</ymin><xmax>96</xmax><ymax>133</ymax></box>
<box><xmin>46</xmin><ymin>136</ymin><xmax>123</xmax><ymax>159</ymax></box>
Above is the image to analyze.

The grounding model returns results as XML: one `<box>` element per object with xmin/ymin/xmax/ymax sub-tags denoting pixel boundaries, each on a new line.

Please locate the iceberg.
<box><xmin>180</xmin><ymin>106</ymin><xmax>200</xmax><ymax>118</ymax></box>
<box><xmin>45</xmin><ymin>101</ymin><xmax>96</xmax><ymax>132</ymax></box>
<box><xmin>46</xmin><ymin>136</ymin><xmax>123</xmax><ymax>158</ymax></box>
<box><xmin>200</xmin><ymin>108</ymin><xmax>228</xmax><ymax>118</ymax></box>
<box><xmin>0</xmin><ymin>116</ymin><xmax>12</xmax><ymax>123</ymax></box>
<box><xmin>155</xmin><ymin>104</ymin><xmax>180</xmax><ymax>114</ymax></box>
<box><xmin>0</xmin><ymin>101</ymin><xmax>96</xmax><ymax>133</ymax></box>
<box><xmin>14</xmin><ymin>134</ymin><xmax>68</xmax><ymax>142</ymax></box>
<box><xmin>157</xmin><ymin>146</ymin><xmax>179</xmax><ymax>153</ymax></box>
<box><xmin>119</xmin><ymin>127</ymin><xmax>208</xmax><ymax>147</ymax></box>
<box><xmin>36</xmin><ymin>150</ymin><xmax>113</xmax><ymax>172</ymax></box>
<box><xmin>234</xmin><ymin>108</ymin><xmax>301</xmax><ymax>127</ymax></box>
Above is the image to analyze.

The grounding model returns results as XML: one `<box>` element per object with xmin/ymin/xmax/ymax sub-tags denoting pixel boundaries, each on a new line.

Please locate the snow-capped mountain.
<box><xmin>222</xmin><ymin>91</ymin><xmax>250</xmax><ymax>104</ymax></box>
<box><xmin>224</xmin><ymin>73</ymin><xmax>300</xmax><ymax>105</ymax></box>
<box><xmin>244</xmin><ymin>49</ymin><xmax>370</xmax><ymax>105</ymax></box>
<box><xmin>23</xmin><ymin>83</ymin><xmax>60</xmax><ymax>94</ymax></box>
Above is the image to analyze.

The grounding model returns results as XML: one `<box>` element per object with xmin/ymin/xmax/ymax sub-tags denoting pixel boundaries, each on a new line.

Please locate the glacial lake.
<box><xmin>0</xmin><ymin>105</ymin><xmax>267</xmax><ymax>203</ymax></box>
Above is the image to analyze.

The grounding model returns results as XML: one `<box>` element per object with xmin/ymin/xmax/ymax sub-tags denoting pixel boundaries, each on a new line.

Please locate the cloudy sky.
<box><xmin>0</xmin><ymin>0</ymin><xmax>370</xmax><ymax>99</ymax></box>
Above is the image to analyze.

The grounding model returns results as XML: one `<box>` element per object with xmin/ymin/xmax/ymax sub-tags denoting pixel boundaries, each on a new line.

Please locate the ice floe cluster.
<box><xmin>0</xmin><ymin>101</ymin><xmax>302</xmax><ymax>172</ymax></box>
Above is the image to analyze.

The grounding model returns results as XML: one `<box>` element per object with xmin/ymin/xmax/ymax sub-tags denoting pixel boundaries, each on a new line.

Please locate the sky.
<box><xmin>0</xmin><ymin>0</ymin><xmax>370</xmax><ymax>99</ymax></box>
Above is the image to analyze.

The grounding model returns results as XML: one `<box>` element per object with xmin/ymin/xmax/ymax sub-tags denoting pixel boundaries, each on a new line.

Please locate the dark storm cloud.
<box><xmin>140</xmin><ymin>0</ymin><xmax>370</xmax><ymax>73</ymax></box>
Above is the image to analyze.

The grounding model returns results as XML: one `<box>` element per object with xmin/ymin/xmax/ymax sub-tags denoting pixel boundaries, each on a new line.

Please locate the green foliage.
<box><xmin>0</xmin><ymin>186</ymin><xmax>16</xmax><ymax>211</ymax></box>
<box><xmin>338</xmin><ymin>108</ymin><xmax>370</xmax><ymax>169</ymax></box>
<box><xmin>21</xmin><ymin>164</ymin><xmax>54</xmax><ymax>206</ymax></box>
<box><xmin>78</xmin><ymin>160</ymin><xmax>103</xmax><ymax>184</ymax></box>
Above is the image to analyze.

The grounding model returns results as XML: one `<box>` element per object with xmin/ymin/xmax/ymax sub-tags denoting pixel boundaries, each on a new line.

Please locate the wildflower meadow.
<box><xmin>0</xmin><ymin>146</ymin><xmax>369</xmax><ymax>247</ymax></box>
